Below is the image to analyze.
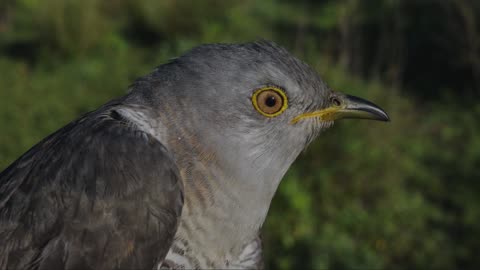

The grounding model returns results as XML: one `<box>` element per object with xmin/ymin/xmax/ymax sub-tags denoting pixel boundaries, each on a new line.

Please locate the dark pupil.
<box><xmin>265</xmin><ymin>95</ymin><xmax>277</xmax><ymax>107</ymax></box>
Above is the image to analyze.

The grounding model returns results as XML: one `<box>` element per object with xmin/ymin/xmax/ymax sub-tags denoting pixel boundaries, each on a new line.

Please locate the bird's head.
<box><xmin>139</xmin><ymin>41</ymin><xmax>389</xmax><ymax>212</ymax></box>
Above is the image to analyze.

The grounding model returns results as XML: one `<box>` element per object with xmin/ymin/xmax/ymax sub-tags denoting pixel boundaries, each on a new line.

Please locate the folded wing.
<box><xmin>0</xmin><ymin>106</ymin><xmax>183</xmax><ymax>270</ymax></box>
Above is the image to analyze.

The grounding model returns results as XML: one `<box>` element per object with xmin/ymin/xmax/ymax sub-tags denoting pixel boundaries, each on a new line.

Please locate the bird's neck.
<box><xmin>163</xmin><ymin>124</ymin><xmax>301</xmax><ymax>267</ymax></box>
<box><xmin>171</xmin><ymin>130</ymin><xmax>278</xmax><ymax>241</ymax></box>
<box><xmin>169</xmin><ymin>150</ymin><xmax>282</xmax><ymax>268</ymax></box>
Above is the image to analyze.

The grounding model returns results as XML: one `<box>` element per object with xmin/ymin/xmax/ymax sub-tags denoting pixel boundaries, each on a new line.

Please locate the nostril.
<box><xmin>331</xmin><ymin>97</ymin><xmax>341</xmax><ymax>107</ymax></box>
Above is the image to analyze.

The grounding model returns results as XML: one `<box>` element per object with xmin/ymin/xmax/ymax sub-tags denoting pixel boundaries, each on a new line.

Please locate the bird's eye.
<box><xmin>252</xmin><ymin>87</ymin><xmax>288</xmax><ymax>117</ymax></box>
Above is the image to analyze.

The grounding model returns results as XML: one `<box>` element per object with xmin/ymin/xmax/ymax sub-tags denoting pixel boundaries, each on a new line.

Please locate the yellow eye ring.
<box><xmin>252</xmin><ymin>87</ymin><xmax>288</xmax><ymax>117</ymax></box>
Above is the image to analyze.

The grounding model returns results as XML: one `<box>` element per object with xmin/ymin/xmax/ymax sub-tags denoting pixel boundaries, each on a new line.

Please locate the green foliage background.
<box><xmin>1</xmin><ymin>0</ymin><xmax>479</xmax><ymax>269</ymax></box>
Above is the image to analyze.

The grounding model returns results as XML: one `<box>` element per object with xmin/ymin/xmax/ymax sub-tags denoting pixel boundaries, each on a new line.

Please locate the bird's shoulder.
<box><xmin>0</xmin><ymin>103</ymin><xmax>182</xmax><ymax>205</ymax></box>
<box><xmin>0</xmin><ymin>104</ymin><xmax>184</xmax><ymax>269</ymax></box>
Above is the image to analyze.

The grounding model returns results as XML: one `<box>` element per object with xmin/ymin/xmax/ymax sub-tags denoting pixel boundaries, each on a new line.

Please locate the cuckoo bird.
<box><xmin>0</xmin><ymin>41</ymin><xmax>389</xmax><ymax>269</ymax></box>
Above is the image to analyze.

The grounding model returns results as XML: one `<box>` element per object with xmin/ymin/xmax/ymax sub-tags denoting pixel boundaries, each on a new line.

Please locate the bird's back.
<box><xmin>0</xmin><ymin>103</ymin><xmax>184</xmax><ymax>270</ymax></box>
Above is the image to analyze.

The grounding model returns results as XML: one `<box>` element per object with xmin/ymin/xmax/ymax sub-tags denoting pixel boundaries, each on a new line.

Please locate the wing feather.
<box><xmin>0</xmin><ymin>106</ymin><xmax>183</xmax><ymax>270</ymax></box>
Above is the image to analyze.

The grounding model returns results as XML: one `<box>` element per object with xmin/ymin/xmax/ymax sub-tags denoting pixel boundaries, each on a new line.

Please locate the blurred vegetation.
<box><xmin>0</xmin><ymin>0</ymin><xmax>479</xmax><ymax>269</ymax></box>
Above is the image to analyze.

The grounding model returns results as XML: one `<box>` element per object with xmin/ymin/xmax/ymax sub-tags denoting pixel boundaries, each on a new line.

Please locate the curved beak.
<box><xmin>291</xmin><ymin>94</ymin><xmax>390</xmax><ymax>124</ymax></box>
<box><xmin>334</xmin><ymin>94</ymin><xmax>390</xmax><ymax>121</ymax></box>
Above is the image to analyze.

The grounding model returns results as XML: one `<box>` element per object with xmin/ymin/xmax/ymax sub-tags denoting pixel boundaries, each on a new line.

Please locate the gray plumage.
<box><xmin>0</xmin><ymin>41</ymin><xmax>388</xmax><ymax>269</ymax></box>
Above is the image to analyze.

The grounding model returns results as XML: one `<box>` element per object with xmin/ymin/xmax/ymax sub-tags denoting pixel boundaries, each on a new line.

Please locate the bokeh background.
<box><xmin>0</xmin><ymin>0</ymin><xmax>479</xmax><ymax>269</ymax></box>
